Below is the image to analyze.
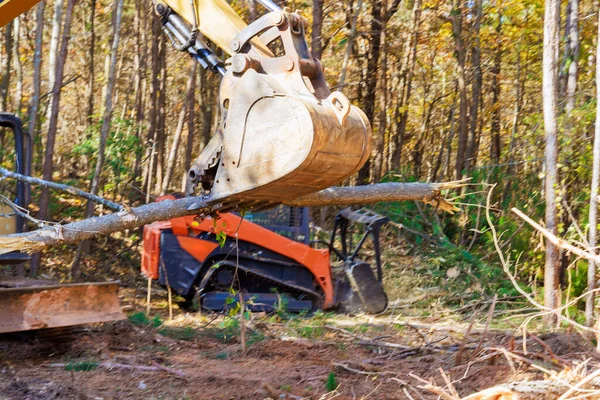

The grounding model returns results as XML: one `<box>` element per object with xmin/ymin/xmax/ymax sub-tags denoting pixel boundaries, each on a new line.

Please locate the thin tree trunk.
<box><xmin>451</xmin><ymin>0</ymin><xmax>468</xmax><ymax>180</ymax></box>
<box><xmin>12</xmin><ymin>16</ymin><xmax>22</xmax><ymax>113</ymax></box>
<box><xmin>0</xmin><ymin>21</ymin><xmax>13</xmax><ymax>112</ymax></box>
<box><xmin>199</xmin><ymin>70</ymin><xmax>213</xmax><ymax>152</ymax></box>
<box><xmin>86</xmin><ymin>0</ymin><xmax>97</xmax><ymax>125</ymax></box>
<box><xmin>133</xmin><ymin>0</ymin><xmax>147</xmax><ymax>194</ymax></box>
<box><xmin>373</xmin><ymin>10</ymin><xmax>388</xmax><ymax>182</ymax></box>
<box><xmin>311</xmin><ymin>0</ymin><xmax>323</xmax><ymax>59</ymax></box>
<box><xmin>490</xmin><ymin>0</ymin><xmax>502</xmax><ymax>164</ymax></box>
<box><xmin>586</xmin><ymin>7</ymin><xmax>600</xmax><ymax>327</ymax></box>
<box><xmin>28</xmin><ymin>1</ymin><xmax>46</xmax><ymax>178</ymax></box>
<box><xmin>357</xmin><ymin>0</ymin><xmax>384</xmax><ymax>184</ymax></box>
<box><xmin>34</xmin><ymin>0</ymin><xmax>77</xmax><ymax>276</ymax></box>
<box><xmin>154</xmin><ymin>38</ymin><xmax>167</xmax><ymax>194</ymax></box>
<box><xmin>542</xmin><ymin>0</ymin><xmax>561</xmax><ymax>326</ymax></box>
<box><xmin>463</xmin><ymin>0</ymin><xmax>482</xmax><ymax>175</ymax></box>
<box><xmin>162</xmin><ymin>60</ymin><xmax>197</xmax><ymax>195</ymax></box>
<box><xmin>565</xmin><ymin>0</ymin><xmax>578</xmax><ymax>115</ymax></box>
<box><xmin>182</xmin><ymin>68</ymin><xmax>197</xmax><ymax>191</ymax></box>
<box><xmin>142</xmin><ymin>16</ymin><xmax>162</xmax><ymax>198</ymax></box>
<box><xmin>46</xmin><ymin>0</ymin><xmax>64</xmax><ymax>118</ymax></box>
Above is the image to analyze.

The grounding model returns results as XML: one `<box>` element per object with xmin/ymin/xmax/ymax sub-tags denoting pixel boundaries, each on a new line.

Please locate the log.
<box><xmin>288</xmin><ymin>182</ymin><xmax>460</xmax><ymax>213</ymax></box>
<box><xmin>0</xmin><ymin>181</ymin><xmax>461</xmax><ymax>254</ymax></box>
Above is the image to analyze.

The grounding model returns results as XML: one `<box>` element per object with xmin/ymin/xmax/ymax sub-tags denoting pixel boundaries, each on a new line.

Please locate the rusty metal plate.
<box><xmin>0</xmin><ymin>281</ymin><xmax>125</xmax><ymax>333</ymax></box>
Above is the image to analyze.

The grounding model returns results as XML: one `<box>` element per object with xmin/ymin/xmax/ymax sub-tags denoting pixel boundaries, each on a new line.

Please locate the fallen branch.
<box><xmin>511</xmin><ymin>207</ymin><xmax>600</xmax><ymax>264</ymax></box>
<box><xmin>0</xmin><ymin>167</ymin><xmax>123</xmax><ymax>211</ymax></box>
<box><xmin>0</xmin><ymin>180</ymin><xmax>460</xmax><ymax>254</ymax></box>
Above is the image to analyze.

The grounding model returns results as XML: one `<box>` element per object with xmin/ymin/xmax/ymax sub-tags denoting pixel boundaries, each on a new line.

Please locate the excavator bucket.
<box><xmin>0</xmin><ymin>277</ymin><xmax>124</xmax><ymax>334</ymax></box>
<box><xmin>186</xmin><ymin>10</ymin><xmax>371</xmax><ymax>209</ymax></box>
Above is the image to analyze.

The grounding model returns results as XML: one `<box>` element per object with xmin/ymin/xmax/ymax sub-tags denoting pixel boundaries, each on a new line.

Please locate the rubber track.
<box><xmin>213</xmin><ymin>260</ymin><xmax>322</xmax><ymax>301</ymax></box>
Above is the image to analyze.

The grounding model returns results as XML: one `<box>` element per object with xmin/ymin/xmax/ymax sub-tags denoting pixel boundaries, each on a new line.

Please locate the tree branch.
<box><xmin>511</xmin><ymin>207</ymin><xmax>600</xmax><ymax>264</ymax></box>
<box><xmin>0</xmin><ymin>180</ymin><xmax>462</xmax><ymax>254</ymax></box>
<box><xmin>0</xmin><ymin>166</ymin><xmax>123</xmax><ymax>211</ymax></box>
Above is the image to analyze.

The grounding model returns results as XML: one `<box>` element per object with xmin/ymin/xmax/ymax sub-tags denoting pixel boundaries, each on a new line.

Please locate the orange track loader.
<box><xmin>142</xmin><ymin>201</ymin><xmax>388</xmax><ymax>314</ymax></box>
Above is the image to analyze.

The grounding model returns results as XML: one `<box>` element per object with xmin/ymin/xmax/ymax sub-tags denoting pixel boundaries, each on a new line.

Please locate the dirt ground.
<box><xmin>1</xmin><ymin>255</ymin><xmax>597</xmax><ymax>399</ymax></box>
<box><xmin>1</xmin><ymin>307</ymin><xmax>595</xmax><ymax>400</ymax></box>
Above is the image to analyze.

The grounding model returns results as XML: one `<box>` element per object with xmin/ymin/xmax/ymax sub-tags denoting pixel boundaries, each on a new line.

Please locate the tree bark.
<box><xmin>490</xmin><ymin>0</ymin><xmax>502</xmax><ymax>163</ymax></box>
<box><xmin>132</xmin><ymin>0</ymin><xmax>148</xmax><ymax>194</ymax></box>
<box><xmin>46</xmin><ymin>0</ymin><xmax>64</xmax><ymax>118</ymax></box>
<box><xmin>542</xmin><ymin>0</ymin><xmax>561</xmax><ymax>325</ymax></box>
<box><xmin>142</xmin><ymin>15</ymin><xmax>162</xmax><ymax>201</ymax></box>
<box><xmin>311</xmin><ymin>0</ymin><xmax>323</xmax><ymax>59</ymax></box>
<box><xmin>373</xmin><ymin>8</ymin><xmax>387</xmax><ymax>182</ymax></box>
<box><xmin>162</xmin><ymin>60</ymin><xmax>197</xmax><ymax>195</ymax></box>
<box><xmin>12</xmin><ymin>16</ymin><xmax>22</xmax><ymax>113</ymax></box>
<box><xmin>0</xmin><ymin>21</ymin><xmax>13</xmax><ymax>112</ymax></box>
<box><xmin>0</xmin><ymin>181</ymin><xmax>461</xmax><ymax>254</ymax></box>
<box><xmin>565</xmin><ymin>0</ymin><xmax>578</xmax><ymax>115</ymax></box>
<box><xmin>586</xmin><ymin>8</ymin><xmax>600</xmax><ymax>327</ymax></box>
<box><xmin>463</xmin><ymin>0</ymin><xmax>482</xmax><ymax>175</ymax></box>
<box><xmin>356</xmin><ymin>0</ymin><xmax>383</xmax><ymax>184</ymax></box>
<box><xmin>28</xmin><ymin>1</ymin><xmax>46</xmax><ymax>178</ymax></box>
<box><xmin>451</xmin><ymin>0</ymin><xmax>468</xmax><ymax>180</ymax></box>
<box><xmin>154</xmin><ymin>40</ymin><xmax>167</xmax><ymax>194</ymax></box>
<box><xmin>182</xmin><ymin>67</ymin><xmax>197</xmax><ymax>191</ymax></box>
<box><xmin>86</xmin><ymin>0</ymin><xmax>97</xmax><ymax>126</ymax></box>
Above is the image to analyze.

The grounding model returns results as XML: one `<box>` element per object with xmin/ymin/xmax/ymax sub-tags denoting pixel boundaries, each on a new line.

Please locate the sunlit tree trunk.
<box><xmin>586</xmin><ymin>7</ymin><xmax>600</xmax><ymax>328</ymax></box>
<box><xmin>0</xmin><ymin>21</ymin><xmax>13</xmax><ymax>112</ymax></box>
<box><xmin>86</xmin><ymin>0</ymin><xmax>97</xmax><ymax>125</ymax></box>
<box><xmin>542</xmin><ymin>0</ymin><xmax>561</xmax><ymax>326</ymax></box>
<box><xmin>12</xmin><ymin>16</ymin><xmax>22</xmax><ymax>113</ymax></box>
<box><xmin>46</xmin><ymin>0</ymin><xmax>64</xmax><ymax>118</ymax></box>
<box><xmin>28</xmin><ymin>1</ymin><xmax>46</xmax><ymax>177</ymax></box>
<box><xmin>565</xmin><ymin>0</ymin><xmax>578</xmax><ymax>115</ymax></box>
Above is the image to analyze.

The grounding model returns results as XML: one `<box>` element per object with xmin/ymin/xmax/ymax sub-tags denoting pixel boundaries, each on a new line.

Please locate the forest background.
<box><xmin>0</xmin><ymin>0</ymin><xmax>597</xmax><ymax>328</ymax></box>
